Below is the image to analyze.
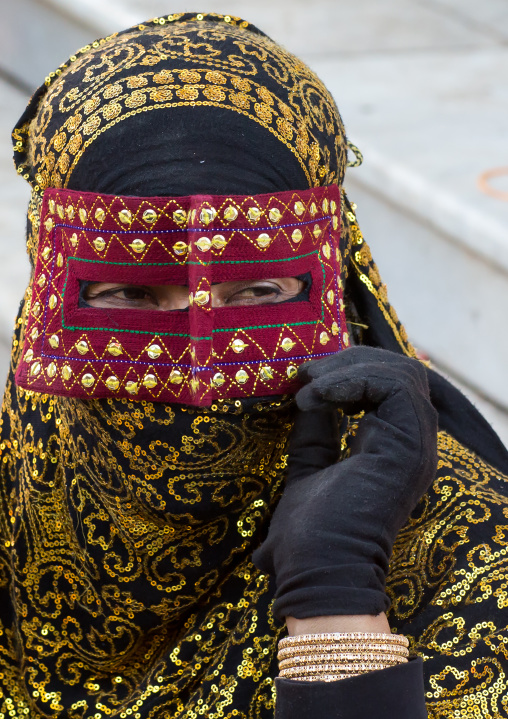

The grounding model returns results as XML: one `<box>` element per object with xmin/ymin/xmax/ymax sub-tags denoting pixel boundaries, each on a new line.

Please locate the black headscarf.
<box><xmin>67</xmin><ymin>106</ymin><xmax>310</xmax><ymax>196</ymax></box>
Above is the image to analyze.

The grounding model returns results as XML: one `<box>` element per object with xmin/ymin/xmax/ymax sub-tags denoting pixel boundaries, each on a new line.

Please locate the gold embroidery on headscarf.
<box><xmin>387</xmin><ymin>432</ymin><xmax>508</xmax><ymax>718</ymax></box>
<box><xmin>14</xmin><ymin>15</ymin><xmax>347</xmax><ymax>194</ymax></box>
<box><xmin>0</xmin><ymin>329</ymin><xmax>293</xmax><ymax>713</ymax></box>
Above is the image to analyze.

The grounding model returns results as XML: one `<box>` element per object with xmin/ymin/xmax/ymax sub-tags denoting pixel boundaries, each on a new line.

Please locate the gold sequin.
<box><xmin>46</xmin><ymin>362</ymin><xmax>57</xmax><ymax>378</ymax></box>
<box><xmin>200</xmin><ymin>207</ymin><xmax>216</xmax><ymax>225</ymax></box>
<box><xmin>286</xmin><ymin>364</ymin><xmax>298</xmax><ymax>378</ymax></box>
<box><xmin>143</xmin><ymin>374</ymin><xmax>157</xmax><ymax>389</ymax></box>
<box><xmin>281</xmin><ymin>337</ymin><xmax>296</xmax><ymax>352</ymax></box>
<box><xmin>194</xmin><ymin>291</ymin><xmax>210</xmax><ymax>305</ymax></box>
<box><xmin>256</xmin><ymin>233</ymin><xmax>271</xmax><ymax>248</ymax></box>
<box><xmin>294</xmin><ymin>201</ymin><xmax>305</xmax><ymax>216</ymax></box>
<box><xmin>173</xmin><ymin>209</ymin><xmax>187</xmax><ymax>224</ymax></box>
<box><xmin>224</xmin><ymin>205</ymin><xmax>238</xmax><ymax>221</ymax></box>
<box><xmin>247</xmin><ymin>207</ymin><xmax>262</xmax><ymax>222</ymax></box>
<box><xmin>76</xmin><ymin>340</ymin><xmax>89</xmax><ymax>355</ymax></box>
<box><xmin>81</xmin><ymin>373</ymin><xmax>95</xmax><ymax>388</ymax></box>
<box><xmin>118</xmin><ymin>209</ymin><xmax>132</xmax><ymax>224</ymax></box>
<box><xmin>169</xmin><ymin>369</ymin><xmax>183</xmax><ymax>384</ymax></box>
<box><xmin>269</xmin><ymin>207</ymin><xmax>282</xmax><ymax>222</ymax></box>
<box><xmin>49</xmin><ymin>334</ymin><xmax>59</xmax><ymax>349</ymax></box>
<box><xmin>93</xmin><ymin>237</ymin><xmax>106</xmax><ymax>251</ymax></box>
<box><xmin>48</xmin><ymin>294</ymin><xmax>58</xmax><ymax>310</ymax></box>
<box><xmin>212</xmin><ymin>372</ymin><xmax>225</xmax><ymax>387</ymax></box>
<box><xmin>61</xmin><ymin>364</ymin><xmax>72</xmax><ymax>380</ymax></box>
<box><xmin>231</xmin><ymin>339</ymin><xmax>248</xmax><ymax>353</ymax></box>
<box><xmin>95</xmin><ymin>207</ymin><xmax>105</xmax><ymax>222</ymax></box>
<box><xmin>235</xmin><ymin>369</ymin><xmax>249</xmax><ymax>384</ymax></box>
<box><xmin>196</xmin><ymin>237</ymin><xmax>212</xmax><ymax>252</ymax></box>
<box><xmin>129</xmin><ymin>239</ymin><xmax>146</xmax><ymax>253</ymax></box>
<box><xmin>107</xmin><ymin>341</ymin><xmax>123</xmax><ymax>356</ymax></box>
<box><xmin>30</xmin><ymin>361</ymin><xmax>41</xmax><ymax>376</ymax></box>
<box><xmin>143</xmin><ymin>208</ymin><xmax>157</xmax><ymax>223</ymax></box>
<box><xmin>125</xmin><ymin>380</ymin><xmax>138</xmax><ymax>394</ymax></box>
<box><xmin>259</xmin><ymin>366</ymin><xmax>274</xmax><ymax>381</ymax></box>
<box><xmin>291</xmin><ymin>229</ymin><xmax>302</xmax><ymax>242</ymax></box>
<box><xmin>319</xmin><ymin>331</ymin><xmax>330</xmax><ymax>345</ymax></box>
<box><xmin>79</xmin><ymin>208</ymin><xmax>87</xmax><ymax>224</ymax></box>
<box><xmin>105</xmin><ymin>375</ymin><xmax>120</xmax><ymax>390</ymax></box>
<box><xmin>147</xmin><ymin>344</ymin><xmax>162</xmax><ymax>359</ymax></box>
<box><xmin>212</xmin><ymin>234</ymin><xmax>226</xmax><ymax>249</ymax></box>
<box><xmin>173</xmin><ymin>241</ymin><xmax>188</xmax><ymax>255</ymax></box>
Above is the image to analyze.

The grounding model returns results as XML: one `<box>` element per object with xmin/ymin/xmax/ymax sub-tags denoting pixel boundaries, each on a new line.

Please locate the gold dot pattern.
<box><xmin>0</xmin><ymin>319</ymin><xmax>293</xmax><ymax>716</ymax></box>
<box><xmin>5</xmin><ymin>11</ymin><xmax>506</xmax><ymax>717</ymax></box>
<box><xmin>386</xmin><ymin>431</ymin><xmax>508</xmax><ymax>717</ymax></box>
<box><xmin>13</xmin><ymin>13</ymin><xmax>347</xmax><ymax>195</ymax></box>
<box><xmin>16</xmin><ymin>184</ymin><xmax>348</xmax><ymax>405</ymax></box>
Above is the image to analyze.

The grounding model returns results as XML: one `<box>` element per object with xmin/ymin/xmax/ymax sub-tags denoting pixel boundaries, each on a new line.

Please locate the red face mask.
<box><xmin>16</xmin><ymin>184</ymin><xmax>348</xmax><ymax>406</ymax></box>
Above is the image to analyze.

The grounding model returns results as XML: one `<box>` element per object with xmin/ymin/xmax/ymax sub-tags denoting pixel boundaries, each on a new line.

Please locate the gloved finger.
<box><xmin>287</xmin><ymin>407</ymin><xmax>341</xmax><ymax>480</ymax></box>
<box><xmin>296</xmin><ymin>362</ymin><xmax>426</xmax><ymax>413</ymax></box>
<box><xmin>298</xmin><ymin>346</ymin><xmax>427</xmax><ymax>388</ymax></box>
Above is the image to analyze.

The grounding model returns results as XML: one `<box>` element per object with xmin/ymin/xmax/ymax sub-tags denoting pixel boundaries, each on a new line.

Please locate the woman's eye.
<box><xmin>119</xmin><ymin>287</ymin><xmax>152</xmax><ymax>301</ymax></box>
<box><xmin>85</xmin><ymin>284</ymin><xmax>157</xmax><ymax>307</ymax></box>
<box><xmin>226</xmin><ymin>285</ymin><xmax>280</xmax><ymax>305</ymax></box>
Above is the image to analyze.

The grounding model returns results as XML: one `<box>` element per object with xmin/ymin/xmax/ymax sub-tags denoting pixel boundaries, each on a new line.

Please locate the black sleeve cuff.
<box><xmin>275</xmin><ymin>657</ymin><xmax>427</xmax><ymax>719</ymax></box>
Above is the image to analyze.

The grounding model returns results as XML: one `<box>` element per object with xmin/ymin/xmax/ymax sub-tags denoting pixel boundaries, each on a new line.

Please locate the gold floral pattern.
<box><xmin>388</xmin><ymin>432</ymin><xmax>508</xmax><ymax>718</ymax></box>
<box><xmin>6</xmin><ymin>11</ymin><xmax>508</xmax><ymax>718</ymax></box>
<box><xmin>13</xmin><ymin>14</ymin><xmax>347</xmax><ymax>194</ymax></box>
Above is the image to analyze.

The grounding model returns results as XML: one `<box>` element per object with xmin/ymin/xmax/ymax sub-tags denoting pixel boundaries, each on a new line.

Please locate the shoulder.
<box><xmin>388</xmin><ymin>431</ymin><xmax>508</xmax><ymax>717</ymax></box>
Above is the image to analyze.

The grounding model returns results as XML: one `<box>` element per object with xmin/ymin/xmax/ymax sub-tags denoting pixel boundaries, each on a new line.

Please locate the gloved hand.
<box><xmin>253</xmin><ymin>346</ymin><xmax>438</xmax><ymax>620</ymax></box>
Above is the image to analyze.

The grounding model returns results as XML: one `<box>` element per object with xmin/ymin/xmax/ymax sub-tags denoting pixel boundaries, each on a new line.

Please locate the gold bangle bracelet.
<box><xmin>278</xmin><ymin>644</ymin><xmax>409</xmax><ymax>660</ymax></box>
<box><xmin>279</xmin><ymin>652</ymin><xmax>407</xmax><ymax>668</ymax></box>
<box><xmin>279</xmin><ymin>662</ymin><xmax>398</xmax><ymax>677</ymax></box>
<box><xmin>279</xmin><ymin>632</ymin><xmax>409</xmax><ymax>648</ymax></box>
<box><xmin>278</xmin><ymin>632</ymin><xmax>409</xmax><ymax>683</ymax></box>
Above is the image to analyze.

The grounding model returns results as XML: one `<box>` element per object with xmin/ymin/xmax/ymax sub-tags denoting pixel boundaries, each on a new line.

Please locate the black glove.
<box><xmin>253</xmin><ymin>346</ymin><xmax>438</xmax><ymax>620</ymax></box>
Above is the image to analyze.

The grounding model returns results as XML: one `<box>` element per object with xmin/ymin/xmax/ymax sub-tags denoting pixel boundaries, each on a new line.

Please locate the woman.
<box><xmin>3</xmin><ymin>12</ymin><xmax>508</xmax><ymax>718</ymax></box>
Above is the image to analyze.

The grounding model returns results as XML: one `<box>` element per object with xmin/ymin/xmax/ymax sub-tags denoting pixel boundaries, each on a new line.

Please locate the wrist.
<box><xmin>286</xmin><ymin>613</ymin><xmax>391</xmax><ymax>636</ymax></box>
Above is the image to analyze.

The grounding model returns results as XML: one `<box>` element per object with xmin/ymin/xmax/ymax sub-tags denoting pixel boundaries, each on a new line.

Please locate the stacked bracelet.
<box><xmin>278</xmin><ymin>632</ymin><xmax>409</xmax><ymax>682</ymax></box>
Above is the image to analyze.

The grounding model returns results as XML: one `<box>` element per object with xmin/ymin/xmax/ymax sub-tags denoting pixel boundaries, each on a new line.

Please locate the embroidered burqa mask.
<box><xmin>15</xmin><ymin>184</ymin><xmax>347</xmax><ymax>404</ymax></box>
<box><xmin>1</xmin><ymin>13</ymin><xmax>414</xmax><ymax>717</ymax></box>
